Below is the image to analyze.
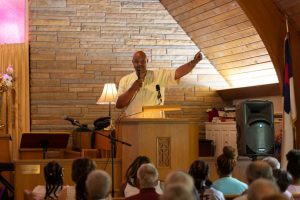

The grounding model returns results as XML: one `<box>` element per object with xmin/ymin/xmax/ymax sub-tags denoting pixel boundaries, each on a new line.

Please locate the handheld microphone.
<box><xmin>137</xmin><ymin>69</ymin><xmax>141</xmax><ymax>80</ymax></box>
<box><xmin>63</xmin><ymin>115</ymin><xmax>80</xmax><ymax>126</ymax></box>
<box><xmin>156</xmin><ymin>84</ymin><xmax>162</xmax><ymax>104</ymax></box>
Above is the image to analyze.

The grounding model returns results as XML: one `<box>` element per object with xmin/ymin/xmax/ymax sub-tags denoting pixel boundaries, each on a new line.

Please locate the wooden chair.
<box><xmin>224</xmin><ymin>194</ymin><xmax>240</xmax><ymax>200</ymax></box>
<box><xmin>112</xmin><ymin>197</ymin><xmax>125</xmax><ymax>200</ymax></box>
<box><xmin>0</xmin><ymin>186</ymin><xmax>6</xmax><ymax>199</ymax></box>
<box><xmin>293</xmin><ymin>193</ymin><xmax>300</xmax><ymax>200</ymax></box>
<box><xmin>24</xmin><ymin>189</ymin><xmax>33</xmax><ymax>200</ymax></box>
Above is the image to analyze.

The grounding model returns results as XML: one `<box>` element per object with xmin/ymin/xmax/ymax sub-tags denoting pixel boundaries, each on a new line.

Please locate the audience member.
<box><xmin>273</xmin><ymin>169</ymin><xmax>293</xmax><ymax>200</ymax></box>
<box><xmin>126</xmin><ymin>163</ymin><xmax>160</xmax><ymax>200</ymax></box>
<box><xmin>160</xmin><ymin>184</ymin><xmax>194</xmax><ymax>200</ymax></box>
<box><xmin>263</xmin><ymin>156</ymin><xmax>281</xmax><ymax>169</ymax></box>
<box><xmin>212</xmin><ymin>146</ymin><xmax>247</xmax><ymax>195</ymax></box>
<box><xmin>32</xmin><ymin>161</ymin><xmax>65</xmax><ymax>200</ymax></box>
<box><xmin>245</xmin><ymin>160</ymin><xmax>274</xmax><ymax>184</ymax></box>
<box><xmin>122</xmin><ymin>156</ymin><xmax>163</xmax><ymax>197</ymax></box>
<box><xmin>247</xmin><ymin>179</ymin><xmax>279</xmax><ymax>200</ymax></box>
<box><xmin>189</xmin><ymin>160</ymin><xmax>224</xmax><ymax>200</ymax></box>
<box><xmin>86</xmin><ymin>170</ymin><xmax>111</xmax><ymax>200</ymax></box>
<box><xmin>234</xmin><ymin>160</ymin><xmax>275</xmax><ymax>200</ymax></box>
<box><xmin>165</xmin><ymin>171</ymin><xmax>194</xmax><ymax>191</ymax></box>
<box><xmin>58</xmin><ymin>158</ymin><xmax>96</xmax><ymax>200</ymax></box>
<box><xmin>165</xmin><ymin>170</ymin><xmax>197</xmax><ymax>200</ymax></box>
<box><xmin>286</xmin><ymin>149</ymin><xmax>300</xmax><ymax>193</ymax></box>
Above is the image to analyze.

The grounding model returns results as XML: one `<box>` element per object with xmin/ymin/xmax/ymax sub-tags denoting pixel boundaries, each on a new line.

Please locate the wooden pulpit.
<box><xmin>119</xmin><ymin>118</ymin><xmax>200</xmax><ymax>179</ymax></box>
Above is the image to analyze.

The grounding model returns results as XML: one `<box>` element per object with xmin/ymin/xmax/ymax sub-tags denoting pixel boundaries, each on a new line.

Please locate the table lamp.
<box><xmin>96</xmin><ymin>83</ymin><xmax>117</xmax><ymax>129</ymax></box>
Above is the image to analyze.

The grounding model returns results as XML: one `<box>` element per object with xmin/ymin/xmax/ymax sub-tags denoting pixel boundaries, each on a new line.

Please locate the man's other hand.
<box><xmin>193</xmin><ymin>51</ymin><xmax>202</xmax><ymax>64</ymax></box>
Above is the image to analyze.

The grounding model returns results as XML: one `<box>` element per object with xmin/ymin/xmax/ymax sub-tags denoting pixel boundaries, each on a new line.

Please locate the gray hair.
<box><xmin>137</xmin><ymin>163</ymin><xmax>159</xmax><ymax>188</ymax></box>
<box><xmin>263</xmin><ymin>156</ymin><xmax>280</xmax><ymax>170</ymax></box>
<box><xmin>248</xmin><ymin>178</ymin><xmax>279</xmax><ymax>200</ymax></box>
<box><xmin>85</xmin><ymin>170</ymin><xmax>111</xmax><ymax>200</ymax></box>
<box><xmin>165</xmin><ymin>171</ymin><xmax>194</xmax><ymax>192</ymax></box>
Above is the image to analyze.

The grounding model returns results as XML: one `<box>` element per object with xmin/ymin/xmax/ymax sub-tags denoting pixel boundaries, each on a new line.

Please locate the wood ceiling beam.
<box><xmin>217</xmin><ymin>83</ymin><xmax>280</xmax><ymax>101</ymax></box>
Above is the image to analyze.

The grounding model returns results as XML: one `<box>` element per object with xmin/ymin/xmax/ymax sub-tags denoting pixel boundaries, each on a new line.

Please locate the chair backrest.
<box><xmin>112</xmin><ymin>198</ymin><xmax>125</xmax><ymax>200</ymax></box>
<box><xmin>293</xmin><ymin>193</ymin><xmax>300</xmax><ymax>200</ymax></box>
<box><xmin>24</xmin><ymin>189</ymin><xmax>33</xmax><ymax>200</ymax></box>
<box><xmin>0</xmin><ymin>186</ymin><xmax>6</xmax><ymax>199</ymax></box>
<box><xmin>224</xmin><ymin>194</ymin><xmax>240</xmax><ymax>200</ymax></box>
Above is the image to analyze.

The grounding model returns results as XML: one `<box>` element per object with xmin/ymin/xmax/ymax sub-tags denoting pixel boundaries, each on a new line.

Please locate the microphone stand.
<box><xmin>94</xmin><ymin>129</ymin><xmax>131</xmax><ymax>197</ymax></box>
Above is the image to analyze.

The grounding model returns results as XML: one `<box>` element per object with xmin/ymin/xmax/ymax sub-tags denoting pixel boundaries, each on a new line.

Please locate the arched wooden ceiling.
<box><xmin>160</xmin><ymin>0</ymin><xmax>279</xmax><ymax>88</ymax></box>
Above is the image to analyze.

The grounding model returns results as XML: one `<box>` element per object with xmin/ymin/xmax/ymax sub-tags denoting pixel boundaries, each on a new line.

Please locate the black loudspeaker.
<box><xmin>236</xmin><ymin>100</ymin><xmax>274</xmax><ymax>156</ymax></box>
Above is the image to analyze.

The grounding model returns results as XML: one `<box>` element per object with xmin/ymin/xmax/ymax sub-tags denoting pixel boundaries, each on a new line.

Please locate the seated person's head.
<box><xmin>188</xmin><ymin>160</ymin><xmax>209</xmax><ymax>191</ymax></box>
<box><xmin>137</xmin><ymin>163</ymin><xmax>159</xmax><ymax>189</ymax></box>
<box><xmin>72</xmin><ymin>158</ymin><xmax>96</xmax><ymax>183</ymax></box>
<box><xmin>216</xmin><ymin>146</ymin><xmax>237</xmax><ymax>177</ymax></box>
<box><xmin>125</xmin><ymin>156</ymin><xmax>151</xmax><ymax>187</ymax></box>
<box><xmin>273</xmin><ymin>169</ymin><xmax>293</xmax><ymax>192</ymax></box>
<box><xmin>44</xmin><ymin>161</ymin><xmax>64</xmax><ymax>199</ymax></box>
<box><xmin>86</xmin><ymin>170</ymin><xmax>111</xmax><ymax>200</ymax></box>
<box><xmin>165</xmin><ymin>171</ymin><xmax>194</xmax><ymax>193</ymax></box>
<box><xmin>286</xmin><ymin>149</ymin><xmax>300</xmax><ymax>182</ymax></box>
<box><xmin>246</xmin><ymin>160</ymin><xmax>274</xmax><ymax>184</ymax></box>
<box><xmin>160</xmin><ymin>183</ymin><xmax>194</xmax><ymax>200</ymax></box>
<box><xmin>263</xmin><ymin>156</ymin><xmax>280</xmax><ymax>170</ymax></box>
<box><xmin>247</xmin><ymin>179</ymin><xmax>279</xmax><ymax>200</ymax></box>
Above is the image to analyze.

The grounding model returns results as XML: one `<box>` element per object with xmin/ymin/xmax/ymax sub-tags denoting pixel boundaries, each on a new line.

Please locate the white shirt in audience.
<box><xmin>124</xmin><ymin>180</ymin><xmax>163</xmax><ymax>197</ymax></box>
<box><xmin>283</xmin><ymin>190</ymin><xmax>294</xmax><ymax>200</ymax></box>
<box><xmin>32</xmin><ymin>185</ymin><xmax>66</xmax><ymax>200</ymax></box>
<box><xmin>287</xmin><ymin>185</ymin><xmax>300</xmax><ymax>194</ymax></box>
<box><xmin>201</xmin><ymin>187</ymin><xmax>225</xmax><ymax>200</ymax></box>
<box><xmin>58</xmin><ymin>185</ymin><xmax>75</xmax><ymax>200</ymax></box>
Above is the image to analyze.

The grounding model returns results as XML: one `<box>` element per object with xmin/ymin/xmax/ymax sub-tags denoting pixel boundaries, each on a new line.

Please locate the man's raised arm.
<box><xmin>175</xmin><ymin>51</ymin><xmax>202</xmax><ymax>80</ymax></box>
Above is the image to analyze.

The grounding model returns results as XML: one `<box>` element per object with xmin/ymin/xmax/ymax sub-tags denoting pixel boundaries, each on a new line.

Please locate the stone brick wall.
<box><xmin>29</xmin><ymin>0</ymin><xmax>226</xmax><ymax>136</ymax></box>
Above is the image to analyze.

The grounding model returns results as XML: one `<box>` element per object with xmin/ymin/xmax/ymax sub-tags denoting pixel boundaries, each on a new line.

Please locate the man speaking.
<box><xmin>116</xmin><ymin>51</ymin><xmax>202</xmax><ymax>118</ymax></box>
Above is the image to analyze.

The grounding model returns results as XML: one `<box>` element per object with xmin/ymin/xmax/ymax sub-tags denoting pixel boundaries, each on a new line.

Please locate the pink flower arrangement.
<box><xmin>0</xmin><ymin>65</ymin><xmax>14</xmax><ymax>92</ymax></box>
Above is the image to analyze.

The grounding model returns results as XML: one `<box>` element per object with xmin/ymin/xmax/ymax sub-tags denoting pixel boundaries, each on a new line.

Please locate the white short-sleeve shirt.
<box><xmin>117</xmin><ymin>69</ymin><xmax>179</xmax><ymax>118</ymax></box>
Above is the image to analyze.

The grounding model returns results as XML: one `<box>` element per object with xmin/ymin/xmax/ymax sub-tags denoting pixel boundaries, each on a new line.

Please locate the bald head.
<box><xmin>132</xmin><ymin>51</ymin><xmax>148</xmax><ymax>78</ymax></box>
<box><xmin>165</xmin><ymin>171</ymin><xmax>194</xmax><ymax>192</ymax></box>
<box><xmin>247</xmin><ymin>179</ymin><xmax>279</xmax><ymax>200</ymax></box>
<box><xmin>133</xmin><ymin>51</ymin><xmax>147</xmax><ymax>59</ymax></box>
<box><xmin>246</xmin><ymin>160</ymin><xmax>274</xmax><ymax>184</ymax></box>
<box><xmin>161</xmin><ymin>183</ymin><xmax>194</xmax><ymax>200</ymax></box>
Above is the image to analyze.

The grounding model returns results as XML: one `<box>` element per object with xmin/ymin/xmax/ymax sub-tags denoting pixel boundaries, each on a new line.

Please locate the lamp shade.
<box><xmin>97</xmin><ymin>83</ymin><xmax>117</xmax><ymax>104</ymax></box>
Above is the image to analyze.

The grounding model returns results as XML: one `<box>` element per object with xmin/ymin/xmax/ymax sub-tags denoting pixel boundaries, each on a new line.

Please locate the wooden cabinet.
<box><xmin>205</xmin><ymin>122</ymin><xmax>237</xmax><ymax>157</ymax></box>
<box><xmin>205</xmin><ymin>121</ymin><xmax>282</xmax><ymax>157</ymax></box>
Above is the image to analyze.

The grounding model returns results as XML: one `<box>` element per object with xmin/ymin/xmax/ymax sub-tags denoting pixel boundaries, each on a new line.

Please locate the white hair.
<box><xmin>137</xmin><ymin>163</ymin><xmax>159</xmax><ymax>188</ymax></box>
<box><xmin>263</xmin><ymin>156</ymin><xmax>280</xmax><ymax>169</ymax></box>
<box><xmin>85</xmin><ymin>170</ymin><xmax>111</xmax><ymax>200</ymax></box>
